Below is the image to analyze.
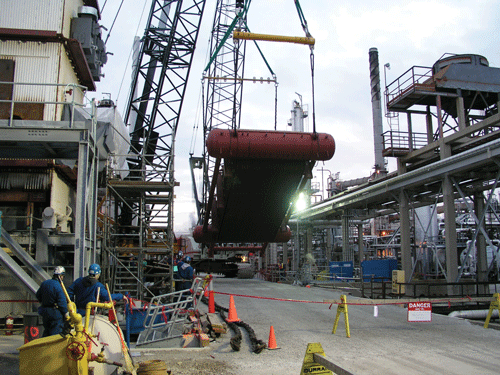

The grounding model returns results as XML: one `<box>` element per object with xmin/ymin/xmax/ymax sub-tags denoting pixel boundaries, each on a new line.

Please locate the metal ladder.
<box><xmin>113</xmin><ymin>253</ymin><xmax>141</xmax><ymax>299</ymax></box>
<box><xmin>135</xmin><ymin>277</ymin><xmax>207</xmax><ymax>346</ymax></box>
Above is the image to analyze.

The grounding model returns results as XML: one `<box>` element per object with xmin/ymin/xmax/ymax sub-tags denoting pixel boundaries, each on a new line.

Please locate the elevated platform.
<box><xmin>386</xmin><ymin>54</ymin><xmax>500</xmax><ymax>114</ymax></box>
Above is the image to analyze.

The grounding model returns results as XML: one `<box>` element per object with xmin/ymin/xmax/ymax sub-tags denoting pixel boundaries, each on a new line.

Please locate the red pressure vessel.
<box><xmin>206</xmin><ymin>129</ymin><xmax>335</xmax><ymax>161</ymax></box>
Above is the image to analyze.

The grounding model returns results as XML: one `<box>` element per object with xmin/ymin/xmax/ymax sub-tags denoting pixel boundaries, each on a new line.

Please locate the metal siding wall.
<box><xmin>0</xmin><ymin>41</ymin><xmax>60</xmax><ymax>120</ymax></box>
<box><xmin>0</xmin><ymin>0</ymin><xmax>64</xmax><ymax>33</ymax></box>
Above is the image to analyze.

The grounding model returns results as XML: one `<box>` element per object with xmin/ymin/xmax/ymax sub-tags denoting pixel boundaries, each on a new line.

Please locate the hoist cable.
<box><xmin>189</xmin><ymin>78</ymin><xmax>205</xmax><ymax>156</ymax></box>
<box><xmin>294</xmin><ymin>0</ymin><xmax>316</xmax><ymax>135</ymax></box>
<box><xmin>310</xmin><ymin>51</ymin><xmax>316</xmax><ymax>135</ymax></box>
<box><xmin>101</xmin><ymin>0</ymin><xmax>108</xmax><ymax>13</ymax></box>
<box><xmin>115</xmin><ymin>0</ymin><xmax>148</xmax><ymax>108</ymax></box>
<box><xmin>274</xmin><ymin>75</ymin><xmax>278</xmax><ymax>130</ymax></box>
<box><xmin>104</xmin><ymin>0</ymin><xmax>125</xmax><ymax>46</ymax></box>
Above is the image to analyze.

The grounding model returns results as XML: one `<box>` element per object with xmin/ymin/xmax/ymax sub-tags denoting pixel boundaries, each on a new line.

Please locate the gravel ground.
<box><xmin>3</xmin><ymin>276</ymin><xmax>500</xmax><ymax>374</ymax></box>
<box><xmin>131</xmin><ymin>276</ymin><xmax>500</xmax><ymax>375</ymax></box>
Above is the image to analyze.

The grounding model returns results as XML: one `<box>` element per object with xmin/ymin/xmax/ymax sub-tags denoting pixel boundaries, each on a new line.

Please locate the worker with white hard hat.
<box><xmin>68</xmin><ymin>263</ymin><xmax>128</xmax><ymax>316</ymax></box>
<box><xmin>36</xmin><ymin>266</ymin><xmax>69</xmax><ymax>337</ymax></box>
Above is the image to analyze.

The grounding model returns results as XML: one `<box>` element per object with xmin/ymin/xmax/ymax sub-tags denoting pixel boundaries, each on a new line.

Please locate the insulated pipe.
<box><xmin>448</xmin><ymin>310</ymin><xmax>499</xmax><ymax>320</ymax></box>
<box><xmin>233</xmin><ymin>31</ymin><xmax>315</xmax><ymax>45</ymax></box>
<box><xmin>369</xmin><ymin>47</ymin><xmax>386</xmax><ymax>173</ymax></box>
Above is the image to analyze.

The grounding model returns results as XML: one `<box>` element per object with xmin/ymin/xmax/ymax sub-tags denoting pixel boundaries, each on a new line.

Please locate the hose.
<box><xmin>201</xmin><ymin>295</ymin><xmax>266</xmax><ymax>353</ymax></box>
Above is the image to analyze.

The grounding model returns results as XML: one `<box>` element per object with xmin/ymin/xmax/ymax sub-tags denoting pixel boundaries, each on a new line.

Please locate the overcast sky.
<box><xmin>95</xmin><ymin>0</ymin><xmax>500</xmax><ymax>233</ymax></box>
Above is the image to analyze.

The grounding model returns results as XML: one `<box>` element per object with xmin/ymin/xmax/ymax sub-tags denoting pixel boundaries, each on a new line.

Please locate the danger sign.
<box><xmin>407</xmin><ymin>302</ymin><xmax>432</xmax><ymax>322</ymax></box>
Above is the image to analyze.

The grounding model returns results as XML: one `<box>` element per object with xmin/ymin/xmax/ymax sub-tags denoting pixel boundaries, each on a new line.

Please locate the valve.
<box><xmin>66</xmin><ymin>341</ymin><xmax>86</xmax><ymax>361</ymax></box>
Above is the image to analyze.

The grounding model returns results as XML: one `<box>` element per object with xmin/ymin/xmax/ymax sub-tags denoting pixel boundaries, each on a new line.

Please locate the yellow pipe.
<box><xmin>84</xmin><ymin>301</ymin><xmax>114</xmax><ymax>333</ymax></box>
<box><xmin>59</xmin><ymin>278</ymin><xmax>85</xmax><ymax>339</ymax></box>
<box><xmin>233</xmin><ymin>31</ymin><xmax>315</xmax><ymax>45</ymax></box>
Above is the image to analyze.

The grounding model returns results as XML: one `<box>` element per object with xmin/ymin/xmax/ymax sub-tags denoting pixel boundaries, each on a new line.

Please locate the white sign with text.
<box><xmin>407</xmin><ymin>302</ymin><xmax>432</xmax><ymax>322</ymax></box>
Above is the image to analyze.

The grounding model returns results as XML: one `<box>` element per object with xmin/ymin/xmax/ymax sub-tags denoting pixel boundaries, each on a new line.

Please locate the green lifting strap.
<box><xmin>204</xmin><ymin>0</ymin><xmax>252</xmax><ymax>73</ymax></box>
<box><xmin>243</xmin><ymin>20</ymin><xmax>275</xmax><ymax>77</ymax></box>
<box><xmin>204</xmin><ymin>0</ymin><xmax>275</xmax><ymax>77</ymax></box>
<box><xmin>294</xmin><ymin>0</ymin><xmax>311</xmax><ymax>38</ymax></box>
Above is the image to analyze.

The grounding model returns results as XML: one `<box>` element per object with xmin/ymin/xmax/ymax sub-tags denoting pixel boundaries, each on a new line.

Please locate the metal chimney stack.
<box><xmin>369</xmin><ymin>47</ymin><xmax>386</xmax><ymax>176</ymax></box>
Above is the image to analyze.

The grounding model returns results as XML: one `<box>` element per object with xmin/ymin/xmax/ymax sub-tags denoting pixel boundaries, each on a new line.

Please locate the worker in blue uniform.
<box><xmin>68</xmin><ymin>263</ymin><xmax>127</xmax><ymax>316</ymax></box>
<box><xmin>176</xmin><ymin>256</ymin><xmax>194</xmax><ymax>291</ymax></box>
<box><xmin>36</xmin><ymin>266</ymin><xmax>69</xmax><ymax>337</ymax></box>
<box><xmin>174</xmin><ymin>256</ymin><xmax>195</xmax><ymax>307</ymax></box>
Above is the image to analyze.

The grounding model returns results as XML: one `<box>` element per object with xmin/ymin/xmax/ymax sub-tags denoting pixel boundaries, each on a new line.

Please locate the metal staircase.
<box><xmin>113</xmin><ymin>253</ymin><xmax>142</xmax><ymax>298</ymax></box>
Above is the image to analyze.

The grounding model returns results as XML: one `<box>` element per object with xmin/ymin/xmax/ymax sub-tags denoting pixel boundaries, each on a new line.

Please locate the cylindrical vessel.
<box><xmin>206</xmin><ymin>129</ymin><xmax>335</xmax><ymax>161</ymax></box>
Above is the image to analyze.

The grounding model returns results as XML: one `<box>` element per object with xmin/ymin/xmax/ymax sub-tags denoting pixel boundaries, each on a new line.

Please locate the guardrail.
<box><xmin>0</xmin><ymin>81</ymin><xmax>89</xmax><ymax>126</ymax></box>
<box><xmin>382</xmin><ymin>129</ymin><xmax>428</xmax><ymax>154</ymax></box>
<box><xmin>385</xmin><ymin>65</ymin><xmax>434</xmax><ymax>105</ymax></box>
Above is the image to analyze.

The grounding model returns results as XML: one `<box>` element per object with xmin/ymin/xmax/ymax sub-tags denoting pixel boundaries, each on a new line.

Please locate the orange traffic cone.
<box><xmin>268</xmin><ymin>326</ymin><xmax>279</xmax><ymax>350</ymax></box>
<box><xmin>226</xmin><ymin>295</ymin><xmax>240</xmax><ymax>322</ymax></box>
<box><xmin>208</xmin><ymin>290</ymin><xmax>215</xmax><ymax>314</ymax></box>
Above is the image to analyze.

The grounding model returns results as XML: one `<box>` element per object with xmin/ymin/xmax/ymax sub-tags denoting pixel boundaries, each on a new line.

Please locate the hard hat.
<box><xmin>184</xmin><ymin>256</ymin><xmax>191</xmax><ymax>263</ymax></box>
<box><xmin>89</xmin><ymin>263</ymin><xmax>101</xmax><ymax>276</ymax></box>
<box><xmin>53</xmin><ymin>266</ymin><xmax>65</xmax><ymax>275</ymax></box>
<box><xmin>178</xmin><ymin>251</ymin><xmax>183</xmax><ymax>257</ymax></box>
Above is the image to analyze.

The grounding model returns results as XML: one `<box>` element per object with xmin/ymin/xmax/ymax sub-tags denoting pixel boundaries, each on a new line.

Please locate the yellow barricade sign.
<box><xmin>484</xmin><ymin>293</ymin><xmax>500</xmax><ymax>329</ymax></box>
<box><xmin>332</xmin><ymin>294</ymin><xmax>350</xmax><ymax>338</ymax></box>
<box><xmin>300</xmin><ymin>343</ymin><xmax>333</xmax><ymax>375</ymax></box>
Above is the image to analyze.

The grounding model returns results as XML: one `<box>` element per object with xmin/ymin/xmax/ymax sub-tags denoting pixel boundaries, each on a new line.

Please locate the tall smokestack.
<box><xmin>369</xmin><ymin>47</ymin><xmax>386</xmax><ymax>176</ymax></box>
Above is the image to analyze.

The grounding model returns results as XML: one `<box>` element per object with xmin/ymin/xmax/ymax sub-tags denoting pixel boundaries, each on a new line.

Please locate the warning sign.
<box><xmin>407</xmin><ymin>302</ymin><xmax>432</xmax><ymax>322</ymax></box>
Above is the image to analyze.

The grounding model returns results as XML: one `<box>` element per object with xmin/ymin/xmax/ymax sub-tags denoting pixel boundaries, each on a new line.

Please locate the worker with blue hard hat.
<box><xmin>68</xmin><ymin>263</ymin><xmax>128</xmax><ymax>316</ymax></box>
<box><xmin>175</xmin><ymin>256</ymin><xmax>194</xmax><ymax>291</ymax></box>
<box><xmin>36</xmin><ymin>266</ymin><xmax>69</xmax><ymax>337</ymax></box>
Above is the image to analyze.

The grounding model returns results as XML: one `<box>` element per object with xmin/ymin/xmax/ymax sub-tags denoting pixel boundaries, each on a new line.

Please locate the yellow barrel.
<box><xmin>137</xmin><ymin>360</ymin><xmax>168</xmax><ymax>375</ymax></box>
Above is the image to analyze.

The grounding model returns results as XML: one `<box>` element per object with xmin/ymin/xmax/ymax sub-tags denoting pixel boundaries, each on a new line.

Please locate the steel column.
<box><xmin>342</xmin><ymin>211</ymin><xmax>353</xmax><ymax>262</ymax></box>
<box><xmin>474</xmin><ymin>192</ymin><xmax>488</xmax><ymax>287</ymax></box>
<box><xmin>442</xmin><ymin>174</ymin><xmax>458</xmax><ymax>289</ymax></box>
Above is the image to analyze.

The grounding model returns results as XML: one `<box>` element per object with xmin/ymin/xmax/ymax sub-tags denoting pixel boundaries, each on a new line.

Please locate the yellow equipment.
<box><xmin>18</xmin><ymin>279</ymin><xmax>134</xmax><ymax>375</ymax></box>
<box><xmin>392</xmin><ymin>270</ymin><xmax>405</xmax><ymax>294</ymax></box>
<box><xmin>331</xmin><ymin>294</ymin><xmax>350</xmax><ymax>338</ymax></box>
